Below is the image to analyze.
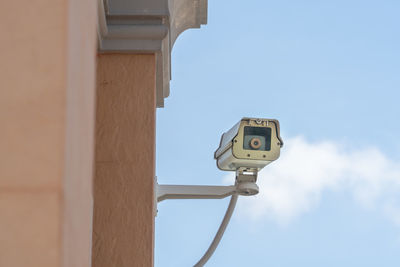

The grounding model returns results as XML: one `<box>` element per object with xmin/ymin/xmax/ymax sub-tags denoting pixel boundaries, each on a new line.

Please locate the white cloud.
<box><xmin>224</xmin><ymin>136</ymin><xmax>400</xmax><ymax>226</ymax></box>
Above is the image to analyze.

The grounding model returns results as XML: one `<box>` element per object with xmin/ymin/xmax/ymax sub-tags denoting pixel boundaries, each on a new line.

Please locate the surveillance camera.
<box><xmin>158</xmin><ymin>117</ymin><xmax>284</xmax><ymax>266</ymax></box>
<box><xmin>214</xmin><ymin>117</ymin><xmax>283</xmax><ymax>171</ymax></box>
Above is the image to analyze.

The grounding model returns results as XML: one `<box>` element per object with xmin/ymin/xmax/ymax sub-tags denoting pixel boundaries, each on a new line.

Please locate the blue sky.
<box><xmin>155</xmin><ymin>1</ymin><xmax>400</xmax><ymax>266</ymax></box>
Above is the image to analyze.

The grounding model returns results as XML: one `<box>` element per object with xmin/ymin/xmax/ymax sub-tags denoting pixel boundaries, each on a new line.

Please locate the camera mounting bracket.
<box><xmin>156</xmin><ymin>169</ymin><xmax>259</xmax><ymax>203</ymax></box>
<box><xmin>155</xmin><ymin>169</ymin><xmax>260</xmax><ymax>266</ymax></box>
<box><xmin>235</xmin><ymin>167</ymin><xmax>258</xmax><ymax>183</ymax></box>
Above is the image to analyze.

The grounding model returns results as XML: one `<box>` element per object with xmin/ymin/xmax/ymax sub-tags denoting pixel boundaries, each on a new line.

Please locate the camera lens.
<box><xmin>250</xmin><ymin>137</ymin><xmax>262</xmax><ymax>149</ymax></box>
<box><xmin>243</xmin><ymin>126</ymin><xmax>271</xmax><ymax>151</ymax></box>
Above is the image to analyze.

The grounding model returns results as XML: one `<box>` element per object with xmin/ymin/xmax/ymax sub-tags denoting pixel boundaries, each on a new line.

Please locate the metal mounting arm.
<box><xmin>157</xmin><ymin>185</ymin><xmax>237</xmax><ymax>202</ymax></box>
<box><xmin>155</xmin><ymin>169</ymin><xmax>260</xmax><ymax>267</ymax></box>
<box><xmin>156</xmin><ymin>168</ymin><xmax>260</xmax><ymax>203</ymax></box>
<box><xmin>156</xmin><ymin>181</ymin><xmax>259</xmax><ymax>203</ymax></box>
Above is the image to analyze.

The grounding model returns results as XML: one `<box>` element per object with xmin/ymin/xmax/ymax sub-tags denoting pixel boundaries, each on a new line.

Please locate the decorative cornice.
<box><xmin>97</xmin><ymin>0</ymin><xmax>208</xmax><ymax>107</ymax></box>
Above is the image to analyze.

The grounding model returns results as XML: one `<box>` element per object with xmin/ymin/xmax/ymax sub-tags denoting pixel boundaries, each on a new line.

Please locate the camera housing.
<box><xmin>214</xmin><ymin>118</ymin><xmax>283</xmax><ymax>171</ymax></box>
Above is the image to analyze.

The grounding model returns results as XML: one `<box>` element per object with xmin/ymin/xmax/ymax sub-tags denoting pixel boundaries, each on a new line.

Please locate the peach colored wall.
<box><xmin>0</xmin><ymin>0</ymin><xmax>96</xmax><ymax>266</ymax></box>
<box><xmin>64</xmin><ymin>0</ymin><xmax>97</xmax><ymax>266</ymax></box>
<box><xmin>93</xmin><ymin>54</ymin><xmax>156</xmax><ymax>267</ymax></box>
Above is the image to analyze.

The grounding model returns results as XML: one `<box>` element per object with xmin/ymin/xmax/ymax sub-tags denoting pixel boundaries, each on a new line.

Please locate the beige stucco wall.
<box><xmin>0</xmin><ymin>0</ymin><xmax>97</xmax><ymax>266</ymax></box>
<box><xmin>92</xmin><ymin>54</ymin><xmax>156</xmax><ymax>267</ymax></box>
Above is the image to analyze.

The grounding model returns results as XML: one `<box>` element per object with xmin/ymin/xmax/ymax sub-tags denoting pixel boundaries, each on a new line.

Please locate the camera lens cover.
<box><xmin>243</xmin><ymin>126</ymin><xmax>271</xmax><ymax>151</ymax></box>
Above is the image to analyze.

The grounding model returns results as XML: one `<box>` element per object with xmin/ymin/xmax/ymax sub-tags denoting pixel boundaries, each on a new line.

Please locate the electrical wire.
<box><xmin>193</xmin><ymin>194</ymin><xmax>239</xmax><ymax>267</ymax></box>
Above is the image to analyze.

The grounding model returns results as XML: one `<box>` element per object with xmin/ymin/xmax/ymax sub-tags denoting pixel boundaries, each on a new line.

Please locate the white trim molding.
<box><xmin>97</xmin><ymin>0</ymin><xmax>208</xmax><ymax>107</ymax></box>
